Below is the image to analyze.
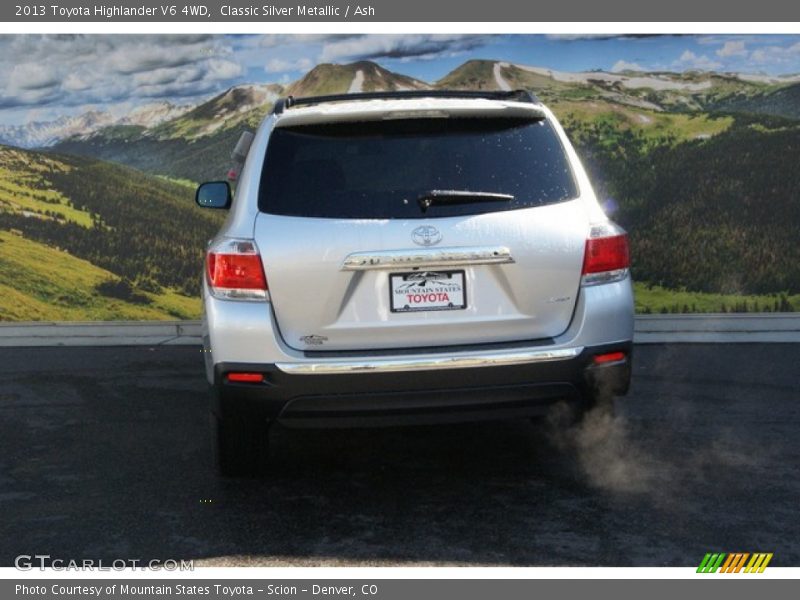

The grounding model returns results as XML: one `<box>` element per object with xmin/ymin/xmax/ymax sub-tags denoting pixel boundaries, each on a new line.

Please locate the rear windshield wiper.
<box><xmin>416</xmin><ymin>190</ymin><xmax>515</xmax><ymax>213</ymax></box>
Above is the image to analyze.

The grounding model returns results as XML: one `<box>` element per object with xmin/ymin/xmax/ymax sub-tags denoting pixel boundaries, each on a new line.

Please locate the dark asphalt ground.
<box><xmin>0</xmin><ymin>344</ymin><xmax>798</xmax><ymax>567</ymax></box>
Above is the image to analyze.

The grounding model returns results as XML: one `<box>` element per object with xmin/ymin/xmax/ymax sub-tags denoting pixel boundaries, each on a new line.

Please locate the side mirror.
<box><xmin>195</xmin><ymin>181</ymin><xmax>232</xmax><ymax>210</ymax></box>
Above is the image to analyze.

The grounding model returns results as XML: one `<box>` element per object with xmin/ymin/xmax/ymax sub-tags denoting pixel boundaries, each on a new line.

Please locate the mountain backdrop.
<box><xmin>1</xmin><ymin>58</ymin><xmax>799</xmax><ymax>320</ymax></box>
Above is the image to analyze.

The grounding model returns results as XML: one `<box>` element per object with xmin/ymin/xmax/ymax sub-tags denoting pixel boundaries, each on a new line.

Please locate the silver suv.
<box><xmin>195</xmin><ymin>90</ymin><xmax>633</xmax><ymax>476</ymax></box>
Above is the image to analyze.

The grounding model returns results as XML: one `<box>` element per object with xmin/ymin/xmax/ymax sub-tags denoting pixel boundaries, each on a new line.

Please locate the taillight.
<box><xmin>206</xmin><ymin>238</ymin><xmax>268</xmax><ymax>301</ymax></box>
<box><xmin>581</xmin><ymin>223</ymin><xmax>630</xmax><ymax>286</ymax></box>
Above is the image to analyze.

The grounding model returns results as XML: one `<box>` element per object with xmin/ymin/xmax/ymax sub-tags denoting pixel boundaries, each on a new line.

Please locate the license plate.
<box><xmin>389</xmin><ymin>270</ymin><xmax>466</xmax><ymax>313</ymax></box>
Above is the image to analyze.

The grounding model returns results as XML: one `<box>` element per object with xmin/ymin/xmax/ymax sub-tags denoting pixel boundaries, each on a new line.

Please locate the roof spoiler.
<box><xmin>271</xmin><ymin>89</ymin><xmax>540</xmax><ymax>115</ymax></box>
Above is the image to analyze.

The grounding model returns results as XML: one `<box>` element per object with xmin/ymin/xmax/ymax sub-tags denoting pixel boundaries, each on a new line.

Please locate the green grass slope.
<box><xmin>0</xmin><ymin>145</ymin><xmax>222</xmax><ymax>320</ymax></box>
<box><xmin>0</xmin><ymin>231</ymin><xmax>198</xmax><ymax>320</ymax></box>
<box><xmin>633</xmin><ymin>282</ymin><xmax>798</xmax><ymax>314</ymax></box>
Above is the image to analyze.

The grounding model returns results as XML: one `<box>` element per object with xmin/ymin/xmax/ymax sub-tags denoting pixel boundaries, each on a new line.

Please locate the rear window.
<box><xmin>258</xmin><ymin>117</ymin><xmax>578</xmax><ymax>219</ymax></box>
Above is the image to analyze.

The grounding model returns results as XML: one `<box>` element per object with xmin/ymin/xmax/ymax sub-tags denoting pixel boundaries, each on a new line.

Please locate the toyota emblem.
<box><xmin>411</xmin><ymin>226</ymin><xmax>442</xmax><ymax>247</ymax></box>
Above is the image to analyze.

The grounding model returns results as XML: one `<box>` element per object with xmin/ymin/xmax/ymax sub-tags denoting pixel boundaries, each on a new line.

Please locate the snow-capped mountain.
<box><xmin>0</xmin><ymin>101</ymin><xmax>192</xmax><ymax>148</ymax></box>
<box><xmin>117</xmin><ymin>101</ymin><xmax>192</xmax><ymax>128</ymax></box>
<box><xmin>0</xmin><ymin>112</ymin><xmax>116</xmax><ymax>148</ymax></box>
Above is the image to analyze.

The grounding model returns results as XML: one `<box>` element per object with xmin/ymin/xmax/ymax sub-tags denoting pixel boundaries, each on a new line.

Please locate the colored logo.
<box><xmin>697</xmin><ymin>553</ymin><xmax>773</xmax><ymax>573</ymax></box>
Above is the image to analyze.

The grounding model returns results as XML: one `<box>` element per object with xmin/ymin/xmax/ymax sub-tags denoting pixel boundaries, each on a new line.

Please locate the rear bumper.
<box><xmin>212</xmin><ymin>342</ymin><xmax>632</xmax><ymax>428</ymax></box>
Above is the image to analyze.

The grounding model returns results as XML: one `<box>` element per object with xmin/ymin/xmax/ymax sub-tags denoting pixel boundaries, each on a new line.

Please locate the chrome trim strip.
<box><xmin>581</xmin><ymin>268</ymin><xmax>629</xmax><ymax>287</ymax></box>
<box><xmin>275</xmin><ymin>346</ymin><xmax>583</xmax><ymax>375</ymax></box>
<box><xmin>341</xmin><ymin>246</ymin><xmax>514</xmax><ymax>271</ymax></box>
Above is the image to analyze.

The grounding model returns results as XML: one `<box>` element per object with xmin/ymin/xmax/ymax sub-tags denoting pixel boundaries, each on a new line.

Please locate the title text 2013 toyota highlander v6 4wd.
<box><xmin>195</xmin><ymin>90</ymin><xmax>633</xmax><ymax>476</ymax></box>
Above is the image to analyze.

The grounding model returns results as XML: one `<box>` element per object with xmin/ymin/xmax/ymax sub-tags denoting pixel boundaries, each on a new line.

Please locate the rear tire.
<box><xmin>212</xmin><ymin>411</ymin><xmax>270</xmax><ymax>477</ymax></box>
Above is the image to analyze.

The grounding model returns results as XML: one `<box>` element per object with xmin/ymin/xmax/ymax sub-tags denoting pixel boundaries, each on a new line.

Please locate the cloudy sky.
<box><xmin>1</xmin><ymin>34</ymin><xmax>799</xmax><ymax>126</ymax></box>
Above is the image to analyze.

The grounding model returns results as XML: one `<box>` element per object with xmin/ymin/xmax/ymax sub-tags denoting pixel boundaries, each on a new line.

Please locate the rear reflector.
<box><xmin>206</xmin><ymin>238</ymin><xmax>268</xmax><ymax>301</ymax></box>
<box><xmin>226</xmin><ymin>372</ymin><xmax>264</xmax><ymax>383</ymax></box>
<box><xmin>593</xmin><ymin>351</ymin><xmax>626</xmax><ymax>365</ymax></box>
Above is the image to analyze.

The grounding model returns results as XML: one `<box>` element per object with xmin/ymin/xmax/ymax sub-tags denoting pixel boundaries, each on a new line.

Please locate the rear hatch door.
<box><xmin>254</xmin><ymin>115</ymin><xmax>587</xmax><ymax>352</ymax></box>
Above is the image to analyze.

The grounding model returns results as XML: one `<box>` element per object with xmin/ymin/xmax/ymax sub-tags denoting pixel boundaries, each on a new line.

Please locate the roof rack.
<box><xmin>271</xmin><ymin>89</ymin><xmax>540</xmax><ymax>115</ymax></box>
